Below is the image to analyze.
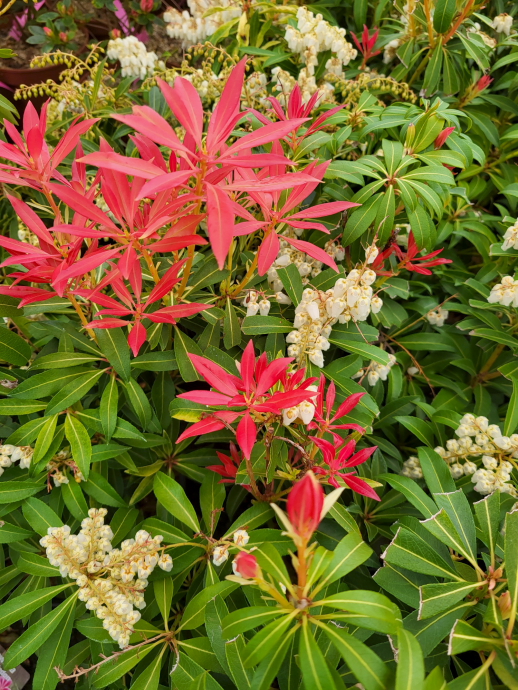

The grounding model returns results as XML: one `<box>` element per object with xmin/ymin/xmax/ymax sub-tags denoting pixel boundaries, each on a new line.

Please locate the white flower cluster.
<box><xmin>212</xmin><ymin>529</ymin><xmax>250</xmax><ymax>566</ymax></box>
<box><xmin>434</xmin><ymin>414</ymin><xmax>518</xmax><ymax>496</ymax></box>
<box><xmin>285</xmin><ymin>7</ymin><xmax>357</xmax><ymax>78</ymax></box>
<box><xmin>493</xmin><ymin>13</ymin><xmax>513</xmax><ymax>35</ymax></box>
<box><xmin>401</xmin><ymin>455</ymin><xmax>423</xmax><ymax>479</ymax></box>
<box><xmin>163</xmin><ymin>0</ymin><xmax>241</xmax><ymax>47</ymax></box>
<box><xmin>426</xmin><ymin>307</ymin><xmax>448</xmax><ymax>327</ymax></box>
<box><xmin>0</xmin><ymin>444</ymin><xmax>33</xmax><ymax>475</ymax></box>
<box><xmin>353</xmin><ymin>355</ymin><xmax>397</xmax><ymax>386</ymax></box>
<box><xmin>286</xmin><ymin>271</ymin><xmax>382</xmax><ymax>368</ymax></box>
<box><xmin>41</xmin><ymin>509</ymin><xmax>172</xmax><ymax>648</ymax></box>
<box><xmin>487</xmin><ymin>275</ymin><xmax>518</xmax><ymax>307</ymax></box>
<box><xmin>502</xmin><ymin>219</ymin><xmax>518</xmax><ymax>251</ymax></box>
<box><xmin>242</xmin><ymin>289</ymin><xmax>291</xmax><ymax>317</ymax></box>
<box><xmin>107</xmin><ymin>37</ymin><xmax>159</xmax><ymax>81</ymax></box>
<box><xmin>283</xmin><ymin>392</ymin><xmax>318</xmax><ymax>428</ymax></box>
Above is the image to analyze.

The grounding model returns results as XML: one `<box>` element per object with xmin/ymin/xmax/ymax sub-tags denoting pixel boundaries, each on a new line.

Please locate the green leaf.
<box><xmin>403</xmin><ymin>166</ymin><xmax>454</xmax><ymax>185</ymax></box>
<box><xmin>96</xmin><ymin>327</ymin><xmax>131</xmax><ymax>381</ymax></box>
<box><xmin>382</xmin><ymin>527</ymin><xmax>462</xmax><ymax>580</ymax></box>
<box><xmin>448</xmin><ymin>619</ymin><xmax>495</xmax><ymax>655</ymax></box>
<box><xmin>396</xmin><ymin>333</ymin><xmax>456</xmax><ymax>352</ymax></box>
<box><xmin>316</xmin><ymin>590</ymin><xmax>401</xmax><ymax>633</ymax></box>
<box><xmin>417</xmin><ymin>446</ymin><xmax>456</xmax><ymax>494</ymax></box>
<box><xmin>224</xmin><ymin>298</ymin><xmax>241</xmax><ymax>349</ymax></box>
<box><xmin>45</xmin><ymin>369</ymin><xmax>105</xmax><ymax>415</ymax></box>
<box><xmin>434</xmin><ymin>0</ymin><xmax>456</xmax><ymax>32</ymax></box>
<box><xmin>124</xmin><ymin>377</ymin><xmax>153</xmax><ymax>429</ymax></box>
<box><xmin>131</xmin><ymin>645</ymin><xmax>166</xmax><ymax>690</ymax></box>
<box><xmin>380</xmin><ymin>474</ymin><xmax>437</xmax><ymax>518</ymax></box>
<box><xmin>226</xmin><ymin>636</ymin><xmax>252</xmax><ymax>689</ymax></box>
<box><xmin>277</xmin><ymin>263</ymin><xmax>303</xmax><ymax>306</ymax></box>
<box><xmin>407</xmin><ymin>205</ymin><xmax>433</xmax><ymax>251</ymax></box>
<box><xmin>200</xmin><ymin>471</ymin><xmax>226</xmax><ymax>534</ymax></box>
<box><xmin>16</xmin><ymin>552</ymin><xmax>60</xmax><ymax>577</ymax></box>
<box><xmin>22</xmin><ymin>497</ymin><xmax>63</xmax><ymax>535</ymax></box>
<box><xmin>131</xmin><ymin>351</ymin><xmax>177</xmax><ymax>371</ymax></box>
<box><xmin>505</xmin><ymin>377</ymin><xmax>518</xmax><ymax>435</ymax></box>
<box><xmin>5</xmin><ymin>416</ymin><xmax>48</xmax><ymax>445</ymax></box>
<box><xmin>433</xmin><ymin>489</ymin><xmax>477</xmax><ymax>562</ymax></box>
<box><xmin>471</xmin><ymin>327</ymin><xmax>518</xmax><ymax>349</ymax></box>
<box><xmin>313</xmin><ymin>531</ymin><xmax>372</xmax><ymax>595</ymax></box>
<box><xmin>342</xmin><ymin>197</ymin><xmax>379</xmax><ymax>247</ymax></box>
<box><xmin>0</xmin><ymin>583</ymin><xmax>71</xmax><ymax>630</ymax></box>
<box><xmin>222</xmin><ymin>607</ymin><xmax>285</xmax><ymax>639</ymax></box>
<box><xmin>33</xmin><ymin>589</ymin><xmax>76</xmax><ymax>690</ymax></box>
<box><xmin>319</xmin><ymin>621</ymin><xmax>389</xmax><ymax>690</ymax></box>
<box><xmin>0</xmin><ymin>399</ymin><xmax>48</xmax><ymax>415</ymax></box>
<box><xmin>242</xmin><ymin>315</ymin><xmax>293</xmax><ymax>335</ymax></box>
<box><xmin>327</xmin><ymin>334</ymin><xmax>390</xmax><ymax>365</ymax></box>
<box><xmin>505</xmin><ymin>508</ymin><xmax>518</xmax><ymax>632</ymax></box>
<box><xmin>473</xmin><ymin>491</ymin><xmax>500</xmax><ymax>556</ymax></box>
<box><xmin>224</xmin><ymin>503</ymin><xmax>274</xmax><ymax>537</ymax></box>
<box><xmin>174</xmin><ymin>327</ymin><xmax>203</xmax><ymax>382</ymax></box>
<box><xmin>0</xmin><ymin>521</ymin><xmax>33</xmax><ymax>543</ymax></box>
<box><xmin>82</xmin><ymin>470</ymin><xmax>126</xmax><ymax>507</ymax></box>
<box><xmin>396</xmin><ymin>628</ymin><xmax>425</xmax><ymax>690</ymax></box>
<box><xmin>65</xmin><ymin>413</ymin><xmax>92</xmax><ymax>480</ymax></box>
<box><xmin>180</xmin><ymin>581</ymin><xmax>238</xmax><ymax>631</ymax></box>
<box><xmin>0</xmin><ymin>326</ymin><xmax>32</xmax><ymax>365</ymax></box>
<box><xmin>419</xmin><ymin>581</ymin><xmax>479</xmax><ymax>619</ymax></box>
<box><xmin>0</xmin><ymin>481</ymin><xmax>42</xmax><ymax>503</ymax></box>
<box><xmin>61</xmin><ymin>478</ymin><xmax>88</xmax><ymax>520</ymax></box>
<box><xmin>93</xmin><ymin>641</ymin><xmax>162</xmax><ymax>688</ymax></box>
<box><xmin>153</xmin><ymin>472</ymin><xmax>200</xmax><ymax>533</ymax></box>
<box><xmin>4</xmin><ymin>592</ymin><xmax>77</xmax><ymax>667</ymax></box>
<box><xmin>153</xmin><ymin>577</ymin><xmax>174</xmax><ymax>625</ymax></box>
<box><xmin>11</xmin><ymin>368</ymin><xmax>90</xmax><ymax>400</ymax></box>
<box><xmin>31</xmin><ymin>352</ymin><xmax>101</xmax><ymax>369</ymax></box>
<box><xmin>33</xmin><ymin>414</ymin><xmax>58</xmax><ymax>464</ymax></box>
<box><xmin>250</xmin><ymin>631</ymin><xmax>294</xmax><ymax>690</ymax></box>
<box><xmin>396</xmin><ymin>415</ymin><xmax>434</xmax><ymax>447</ymax></box>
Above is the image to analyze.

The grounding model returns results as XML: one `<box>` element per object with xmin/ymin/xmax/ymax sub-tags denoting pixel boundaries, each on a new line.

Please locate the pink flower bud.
<box><xmin>43</xmin><ymin>27</ymin><xmax>53</xmax><ymax>36</ymax></box>
<box><xmin>287</xmin><ymin>471</ymin><xmax>324</xmax><ymax>541</ymax></box>
<box><xmin>59</xmin><ymin>32</ymin><xmax>68</xmax><ymax>42</ymax></box>
<box><xmin>234</xmin><ymin>552</ymin><xmax>259</xmax><ymax>579</ymax></box>
<box><xmin>110</xmin><ymin>28</ymin><xmax>121</xmax><ymax>39</ymax></box>
<box><xmin>476</xmin><ymin>75</ymin><xmax>493</xmax><ymax>92</ymax></box>
<box><xmin>140</xmin><ymin>0</ymin><xmax>154</xmax><ymax>11</ymax></box>
<box><xmin>434</xmin><ymin>126</ymin><xmax>455</xmax><ymax>149</ymax></box>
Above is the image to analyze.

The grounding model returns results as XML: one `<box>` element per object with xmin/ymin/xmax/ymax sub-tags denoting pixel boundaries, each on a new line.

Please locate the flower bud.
<box><xmin>140</xmin><ymin>0</ymin><xmax>154</xmax><ymax>10</ymax></box>
<box><xmin>43</xmin><ymin>27</ymin><xmax>53</xmax><ymax>36</ymax></box>
<box><xmin>233</xmin><ymin>552</ymin><xmax>259</xmax><ymax>579</ymax></box>
<box><xmin>287</xmin><ymin>471</ymin><xmax>324</xmax><ymax>541</ymax></box>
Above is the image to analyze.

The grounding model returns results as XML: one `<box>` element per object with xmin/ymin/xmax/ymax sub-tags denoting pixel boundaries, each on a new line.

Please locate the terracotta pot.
<box><xmin>0</xmin><ymin>62</ymin><xmax>65</xmax><ymax>118</ymax></box>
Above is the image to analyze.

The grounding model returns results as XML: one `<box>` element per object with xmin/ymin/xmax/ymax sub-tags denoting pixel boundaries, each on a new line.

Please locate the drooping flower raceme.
<box><xmin>107</xmin><ymin>36</ymin><xmax>160</xmax><ymax>80</ymax></box>
<box><xmin>487</xmin><ymin>276</ymin><xmax>518</xmax><ymax>307</ymax></box>
<box><xmin>353</xmin><ymin>355</ymin><xmax>397</xmax><ymax>386</ymax></box>
<box><xmin>285</xmin><ymin>7</ymin><xmax>357</xmax><ymax>78</ymax></box>
<box><xmin>286</xmin><ymin>270</ymin><xmax>382</xmax><ymax>368</ymax></box>
<box><xmin>163</xmin><ymin>0</ymin><xmax>242</xmax><ymax>48</ymax></box>
<box><xmin>41</xmin><ymin>509</ymin><xmax>172</xmax><ymax>648</ymax></box>
<box><xmin>492</xmin><ymin>13</ymin><xmax>513</xmax><ymax>35</ymax></box>
<box><xmin>433</xmin><ymin>414</ymin><xmax>518</xmax><ymax>497</ymax></box>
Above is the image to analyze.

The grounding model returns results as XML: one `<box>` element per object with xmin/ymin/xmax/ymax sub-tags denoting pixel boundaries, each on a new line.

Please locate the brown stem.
<box><xmin>443</xmin><ymin>0</ymin><xmax>475</xmax><ymax>43</ymax></box>
<box><xmin>67</xmin><ymin>292</ymin><xmax>97</xmax><ymax>342</ymax></box>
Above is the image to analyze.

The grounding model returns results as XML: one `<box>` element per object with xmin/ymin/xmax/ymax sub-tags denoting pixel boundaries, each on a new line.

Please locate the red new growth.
<box><xmin>372</xmin><ymin>232</ymin><xmax>452</xmax><ymax>276</ymax></box>
<box><xmin>287</xmin><ymin>471</ymin><xmax>324</xmax><ymax>541</ymax></box>
<box><xmin>176</xmin><ymin>340</ymin><xmax>318</xmax><ymax>459</ymax></box>
<box><xmin>312</xmin><ymin>437</ymin><xmax>379</xmax><ymax>499</ymax></box>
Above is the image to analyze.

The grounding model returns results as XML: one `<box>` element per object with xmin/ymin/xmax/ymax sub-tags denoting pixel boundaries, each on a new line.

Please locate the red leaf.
<box><xmin>46</xmin><ymin>183</ymin><xmax>119</xmax><ymax>231</ymax></box>
<box><xmin>236</xmin><ymin>412</ymin><xmax>257</xmax><ymax>459</ymax></box>
<box><xmin>205</xmin><ymin>183</ymin><xmax>235</xmax><ymax>269</ymax></box>
<box><xmin>283</xmin><ymin>236</ymin><xmax>338</xmax><ymax>271</ymax></box>
<box><xmin>177</xmin><ymin>417</ymin><xmax>227</xmax><ymax>443</ymax></box>
<box><xmin>206</xmin><ymin>57</ymin><xmax>247</xmax><ymax>152</ymax></box>
<box><xmin>221</xmin><ymin>119</ymin><xmax>309</xmax><ymax>158</ymax></box>
<box><xmin>177</xmin><ymin>391</ymin><xmax>232</xmax><ymax>406</ymax></box>
<box><xmin>287</xmin><ymin>201</ymin><xmax>360</xmax><ymax>220</ymax></box>
<box><xmin>257</xmin><ymin>231</ymin><xmax>280</xmax><ymax>275</ymax></box>
<box><xmin>79</xmin><ymin>152</ymin><xmax>165</xmax><ymax>179</ymax></box>
<box><xmin>224</xmin><ymin>173</ymin><xmax>320</xmax><ymax>192</ymax></box>
<box><xmin>158</xmin><ymin>77</ymin><xmax>204</xmax><ymax>147</ymax></box>
<box><xmin>137</xmin><ymin>170</ymin><xmax>196</xmax><ymax>199</ymax></box>
<box><xmin>146</xmin><ymin>303</ymin><xmax>210</xmax><ymax>323</ymax></box>
<box><xmin>189</xmin><ymin>355</ymin><xmax>240</xmax><ymax>396</ymax></box>
<box><xmin>128</xmin><ymin>321</ymin><xmax>147</xmax><ymax>356</ymax></box>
